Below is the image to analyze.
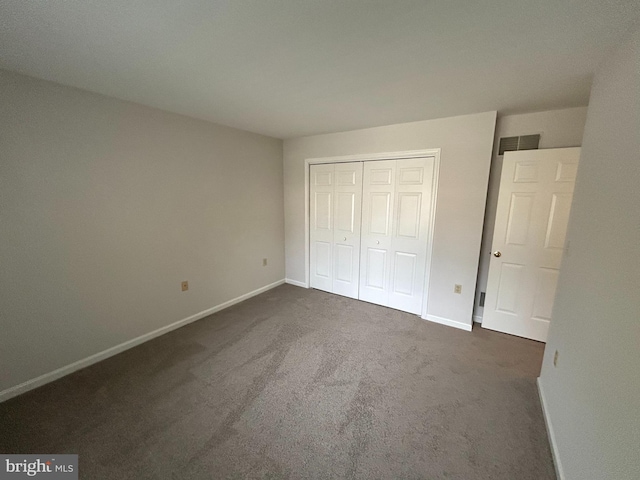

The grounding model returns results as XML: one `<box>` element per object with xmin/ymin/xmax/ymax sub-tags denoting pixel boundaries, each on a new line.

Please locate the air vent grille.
<box><xmin>498</xmin><ymin>134</ymin><xmax>541</xmax><ymax>155</ymax></box>
<box><xmin>498</xmin><ymin>136</ymin><xmax>519</xmax><ymax>155</ymax></box>
<box><xmin>518</xmin><ymin>134</ymin><xmax>541</xmax><ymax>151</ymax></box>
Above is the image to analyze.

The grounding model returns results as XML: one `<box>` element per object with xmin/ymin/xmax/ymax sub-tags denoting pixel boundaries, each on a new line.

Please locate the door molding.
<box><xmin>304</xmin><ymin>149</ymin><xmax>441</xmax><ymax>320</ymax></box>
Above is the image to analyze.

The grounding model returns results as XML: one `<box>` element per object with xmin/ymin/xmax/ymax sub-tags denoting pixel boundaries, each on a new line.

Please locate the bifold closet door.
<box><xmin>309</xmin><ymin>162</ymin><xmax>363</xmax><ymax>298</ymax></box>
<box><xmin>358</xmin><ymin>160</ymin><xmax>395</xmax><ymax>307</ymax></box>
<box><xmin>310</xmin><ymin>164</ymin><xmax>334</xmax><ymax>292</ymax></box>
<box><xmin>332</xmin><ymin>163</ymin><xmax>363</xmax><ymax>298</ymax></box>
<box><xmin>359</xmin><ymin>158</ymin><xmax>434</xmax><ymax>314</ymax></box>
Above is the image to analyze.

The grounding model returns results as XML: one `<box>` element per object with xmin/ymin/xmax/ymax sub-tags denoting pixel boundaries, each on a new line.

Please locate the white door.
<box><xmin>309</xmin><ymin>164</ymin><xmax>334</xmax><ymax>293</ymax></box>
<box><xmin>388</xmin><ymin>158</ymin><xmax>435</xmax><ymax>313</ymax></box>
<box><xmin>309</xmin><ymin>162</ymin><xmax>363</xmax><ymax>298</ymax></box>
<box><xmin>332</xmin><ymin>163</ymin><xmax>363</xmax><ymax>298</ymax></box>
<box><xmin>359</xmin><ymin>160</ymin><xmax>395</xmax><ymax>307</ymax></box>
<box><xmin>359</xmin><ymin>157</ymin><xmax>435</xmax><ymax>314</ymax></box>
<box><xmin>482</xmin><ymin>148</ymin><xmax>580</xmax><ymax>341</ymax></box>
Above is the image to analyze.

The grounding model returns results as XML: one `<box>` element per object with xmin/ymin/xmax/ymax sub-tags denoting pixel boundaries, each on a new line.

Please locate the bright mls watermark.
<box><xmin>0</xmin><ymin>455</ymin><xmax>77</xmax><ymax>479</ymax></box>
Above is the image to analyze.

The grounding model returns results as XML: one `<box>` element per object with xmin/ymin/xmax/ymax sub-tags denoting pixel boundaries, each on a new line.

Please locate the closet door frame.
<box><xmin>303</xmin><ymin>149</ymin><xmax>441</xmax><ymax>319</ymax></box>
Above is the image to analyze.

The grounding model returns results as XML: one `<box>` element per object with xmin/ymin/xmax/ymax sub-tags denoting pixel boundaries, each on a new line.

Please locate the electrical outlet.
<box><xmin>181</xmin><ymin>281</ymin><xmax>189</xmax><ymax>292</ymax></box>
<box><xmin>454</xmin><ymin>284</ymin><xmax>462</xmax><ymax>294</ymax></box>
<box><xmin>553</xmin><ymin>350</ymin><xmax>559</xmax><ymax>367</ymax></box>
<box><xmin>263</xmin><ymin>258</ymin><xmax>268</xmax><ymax>266</ymax></box>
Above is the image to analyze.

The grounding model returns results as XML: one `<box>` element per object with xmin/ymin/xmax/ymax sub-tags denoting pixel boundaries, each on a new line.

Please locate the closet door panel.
<box><xmin>332</xmin><ymin>162</ymin><xmax>363</xmax><ymax>298</ymax></box>
<box><xmin>359</xmin><ymin>160</ymin><xmax>395</xmax><ymax>306</ymax></box>
<box><xmin>310</xmin><ymin>164</ymin><xmax>334</xmax><ymax>292</ymax></box>
<box><xmin>365</xmin><ymin>248</ymin><xmax>387</xmax><ymax>290</ymax></box>
<box><xmin>388</xmin><ymin>157</ymin><xmax>435</xmax><ymax>314</ymax></box>
<box><xmin>392</xmin><ymin>251</ymin><xmax>417</xmax><ymax>296</ymax></box>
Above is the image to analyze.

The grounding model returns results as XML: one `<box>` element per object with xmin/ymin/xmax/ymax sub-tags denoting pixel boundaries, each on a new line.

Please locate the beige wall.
<box><xmin>474</xmin><ymin>107</ymin><xmax>588</xmax><ymax>320</ymax></box>
<box><xmin>284</xmin><ymin>112</ymin><xmax>497</xmax><ymax>329</ymax></box>
<box><xmin>0</xmin><ymin>70</ymin><xmax>285</xmax><ymax>395</ymax></box>
<box><xmin>538</xmin><ymin>26</ymin><xmax>640</xmax><ymax>479</ymax></box>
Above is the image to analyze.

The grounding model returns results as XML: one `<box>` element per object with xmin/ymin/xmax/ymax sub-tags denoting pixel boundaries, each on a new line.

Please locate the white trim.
<box><xmin>420</xmin><ymin>152</ymin><xmax>441</xmax><ymax>319</ymax></box>
<box><xmin>473</xmin><ymin>315</ymin><xmax>483</xmax><ymax>324</ymax></box>
<box><xmin>0</xmin><ymin>279</ymin><xmax>285</xmax><ymax>403</ymax></box>
<box><xmin>537</xmin><ymin>378</ymin><xmax>565</xmax><ymax>480</ymax></box>
<box><xmin>285</xmin><ymin>278</ymin><xmax>308</xmax><ymax>288</ymax></box>
<box><xmin>423</xmin><ymin>314</ymin><xmax>473</xmax><ymax>332</ymax></box>
<box><xmin>304</xmin><ymin>149</ymin><xmax>441</xmax><ymax>314</ymax></box>
<box><xmin>304</xmin><ymin>159</ymin><xmax>310</xmax><ymax>287</ymax></box>
<box><xmin>306</xmin><ymin>149</ymin><xmax>441</xmax><ymax>164</ymax></box>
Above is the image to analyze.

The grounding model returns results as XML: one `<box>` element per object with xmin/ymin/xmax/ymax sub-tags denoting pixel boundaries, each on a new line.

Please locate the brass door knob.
<box><xmin>493</xmin><ymin>251</ymin><xmax>502</xmax><ymax>257</ymax></box>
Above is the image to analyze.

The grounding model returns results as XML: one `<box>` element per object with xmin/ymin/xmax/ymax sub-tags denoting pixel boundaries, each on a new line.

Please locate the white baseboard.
<box><xmin>285</xmin><ymin>278</ymin><xmax>308</xmax><ymax>288</ymax></box>
<box><xmin>473</xmin><ymin>315</ymin><xmax>483</xmax><ymax>324</ymax></box>
<box><xmin>423</xmin><ymin>314</ymin><xmax>473</xmax><ymax>332</ymax></box>
<box><xmin>537</xmin><ymin>378</ymin><xmax>564</xmax><ymax>480</ymax></box>
<box><xmin>0</xmin><ymin>279</ymin><xmax>285</xmax><ymax>403</ymax></box>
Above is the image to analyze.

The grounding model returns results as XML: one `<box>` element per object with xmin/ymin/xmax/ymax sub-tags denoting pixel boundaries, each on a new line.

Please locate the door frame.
<box><xmin>304</xmin><ymin>149</ymin><xmax>441</xmax><ymax>319</ymax></box>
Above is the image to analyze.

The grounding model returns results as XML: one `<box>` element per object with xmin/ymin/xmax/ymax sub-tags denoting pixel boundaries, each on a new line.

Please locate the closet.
<box><xmin>310</xmin><ymin>156</ymin><xmax>435</xmax><ymax>315</ymax></box>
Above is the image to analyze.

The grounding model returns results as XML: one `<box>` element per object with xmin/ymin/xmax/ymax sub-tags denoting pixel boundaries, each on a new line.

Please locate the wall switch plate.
<box><xmin>181</xmin><ymin>281</ymin><xmax>189</xmax><ymax>292</ymax></box>
<box><xmin>454</xmin><ymin>284</ymin><xmax>462</xmax><ymax>294</ymax></box>
<box><xmin>263</xmin><ymin>258</ymin><xmax>268</xmax><ymax>266</ymax></box>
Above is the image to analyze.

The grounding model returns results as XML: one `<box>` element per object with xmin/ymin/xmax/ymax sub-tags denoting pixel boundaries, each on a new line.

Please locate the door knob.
<box><xmin>493</xmin><ymin>251</ymin><xmax>502</xmax><ymax>257</ymax></box>
<box><xmin>343</xmin><ymin>237</ymin><xmax>347</xmax><ymax>241</ymax></box>
<box><xmin>376</xmin><ymin>240</ymin><xmax>380</xmax><ymax>245</ymax></box>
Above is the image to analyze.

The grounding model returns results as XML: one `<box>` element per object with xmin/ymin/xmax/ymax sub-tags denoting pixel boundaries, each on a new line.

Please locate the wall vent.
<box><xmin>498</xmin><ymin>134</ymin><xmax>540</xmax><ymax>155</ymax></box>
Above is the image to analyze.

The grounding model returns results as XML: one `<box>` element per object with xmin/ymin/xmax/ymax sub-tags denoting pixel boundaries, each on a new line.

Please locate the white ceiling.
<box><xmin>1</xmin><ymin>1</ymin><xmax>638</xmax><ymax>139</ymax></box>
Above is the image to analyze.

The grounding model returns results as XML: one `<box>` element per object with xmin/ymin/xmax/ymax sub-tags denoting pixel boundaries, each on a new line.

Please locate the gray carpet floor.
<box><xmin>0</xmin><ymin>284</ymin><xmax>556</xmax><ymax>479</ymax></box>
